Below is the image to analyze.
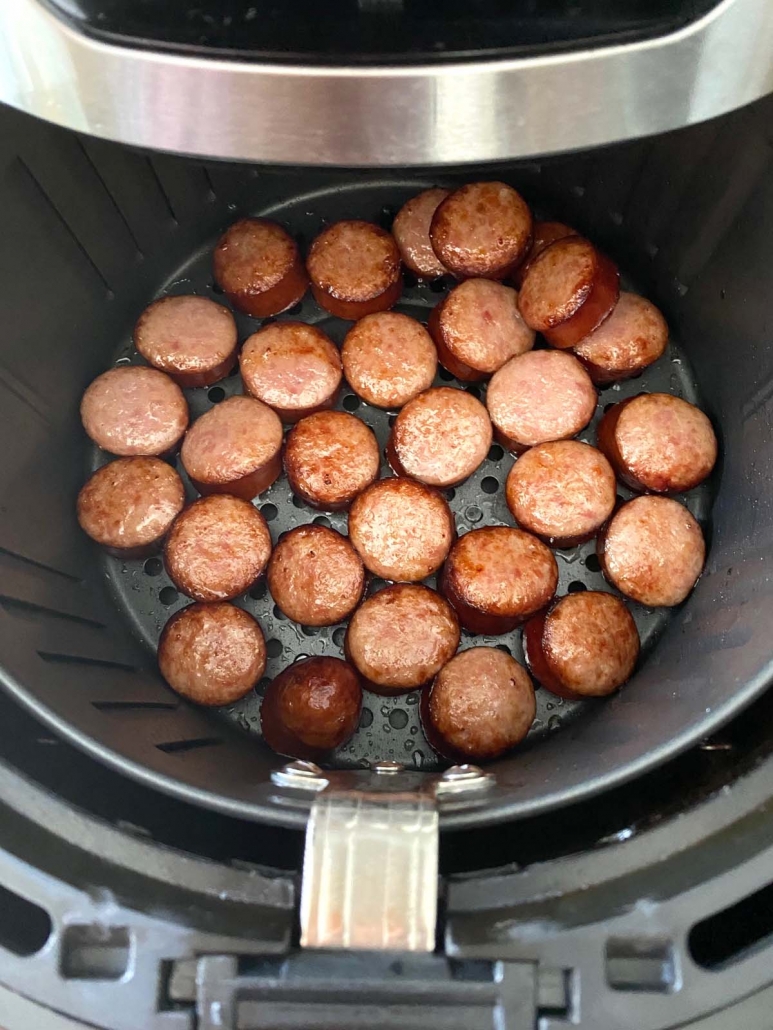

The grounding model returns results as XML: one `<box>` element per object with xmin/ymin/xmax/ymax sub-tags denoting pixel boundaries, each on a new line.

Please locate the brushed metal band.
<box><xmin>1</xmin><ymin>0</ymin><xmax>773</xmax><ymax>166</ymax></box>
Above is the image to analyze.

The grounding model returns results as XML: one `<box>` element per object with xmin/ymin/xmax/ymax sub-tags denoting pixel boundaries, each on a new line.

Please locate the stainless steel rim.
<box><xmin>2</xmin><ymin>0</ymin><xmax>773</xmax><ymax>166</ymax></box>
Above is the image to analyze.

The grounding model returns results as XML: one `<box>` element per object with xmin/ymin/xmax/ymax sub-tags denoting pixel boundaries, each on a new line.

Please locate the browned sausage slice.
<box><xmin>573</xmin><ymin>292</ymin><xmax>668</xmax><ymax>383</ymax></box>
<box><xmin>267</xmin><ymin>525</ymin><xmax>365</xmax><ymax>626</ymax></box>
<box><xmin>513</xmin><ymin>221</ymin><xmax>577</xmax><ymax>287</ymax></box>
<box><xmin>429</xmin><ymin>182</ymin><xmax>533</xmax><ymax>280</ymax></box>
<box><xmin>505</xmin><ymin>440</ymin><xmax>616</xmax><ymax>547</ymax></box>
<box><xmin>422</xmin><ymin>647</ymin><xmax>536</xmax><ymax>762</ymax></box>
<box><xmin>345</xmin><ymin>584</ymin><xmax>460</xmax><ymax>695</ymax></box>
<box><xmin>240</xmin><ymin>322</ymin><xmax>342</xmax><ymax>423</ymax></box>
<box><xmin>307</xmin><ymin>220</ymin><xmax>402</xmax><ymax>320</ymax></box>
<box><xmin>388</xmin><ymin>387</ymin><xmax>492</xmax><ymax>488</ymax></box>
<box><xmin>213</xmin><ymin>218</ymin><xmax>308</xmax><ymax>318</ymax></box>
<box><xmin>341</xmin><ymin>312</ymin><xmax>437</xmax><ymax>410</ymax></box>
<box><xmin>598</xmin><ymin>496</ymin><xmax>705</xmax><ymax>607</ymax></box>
<box><xmin>487</xmin><ymin>350</ymin><xmax>596</xmax><ymax>453</ymax></box>
<box><xmin>180</xmin><ymin>395</ymin><xmax>283</xmax><ymax>500</ymax></box>
<box><xmin>81</xmin><ymin>366</ymin><xmax>189</xmax><ymax>457</ymax></box>
<box><xmin>134</xmin><ymin>295</ymin><xmax>238</xmax><ymax>389</ymax></box>
<box><xmin>164</xmin><ymin>494</ymin><xmax>272</xmax><ymax>602</ymax></box>
<box><xmin>523</xmin><ymin>591</ymin><xmax>639</xmax><ymax>699</ymax></box>
<box><xmin>158</xmin><ymin>602</ymin><xmax>266</xmax><ymax>706</ymax></box>
<box><xmin>261</xmin><ymin>656</ymin><xmax>362</xmax><ymax>760</ymax></box>
<box><xmin>518</xmin><ymin>237</ymin><xmax>620</xmax><ymax>348</ymax></box>
<box><xmin>597</xmin><ymin>393</ymin><xmax>717</xmax><ymax>494</ymax></box>
<box><xmin>284</xmin><ymin>411</ymin><xmax>380</xmax><ymax>511</ymax></box>
<box><xmin>77</xmin><ymin>457</ymin><xmax>185</xmax><ymax>557</ymax></box>
<box><xmin>440</xmin><ymin>526</ymin><xmax>557</xmax><ymax>634</ymax></box>
<box><xmin>428</xmin><ymin>279</ymin><xmax>535</xmax><ymax>381</ymax></box>
<box><xmin>348</xmin><ymin>478</ymin><xmax>455</xmax><ymax>582</ymax></box>
<box><xmin>392</xmin><ymin>188</ymin><xmax>450</xmax><ymax>279</ymax></box>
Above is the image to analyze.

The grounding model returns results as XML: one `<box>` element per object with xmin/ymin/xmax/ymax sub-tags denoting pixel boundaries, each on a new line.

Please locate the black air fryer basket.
<box><xmin>0</xmin><ymin>108</ymin><xmax>760</xmax><ymax>830</ymax></box>
<box><xmin>3</xmin><ymin>0</ymin><xmax>773</xmax><ymax>1027</ymax></box>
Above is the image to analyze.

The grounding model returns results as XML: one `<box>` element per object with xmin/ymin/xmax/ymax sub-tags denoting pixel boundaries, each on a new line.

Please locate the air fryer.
<box><xmin>2</xmin><ymin>0</ymin><xmax>773</xmax><ymax>1027</ymax></box>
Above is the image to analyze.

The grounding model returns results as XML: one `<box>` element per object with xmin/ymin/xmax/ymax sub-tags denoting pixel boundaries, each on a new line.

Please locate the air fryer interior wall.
<box><xmin>1</xmin><ymin>96</ymin><xmax>772</xmax><ymax>830</ymax></box>
<box><xmin>48</xmin><ymin>0</ymin><xmax>724</xmax><ymax>59</ymax></box>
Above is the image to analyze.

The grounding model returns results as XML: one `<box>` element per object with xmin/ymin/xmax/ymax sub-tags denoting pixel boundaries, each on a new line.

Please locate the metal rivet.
<box><xmin>437</xmin><ymin>764</ymin><xmax>495</xmax><ymax>794</ymax></box>
<box><xmin>442</xmin><ymin>764</ymin><xmax>484</xmax><ymax>780</ymax></box>
<box><xmin>271</xmin><ymin>760</ymin><xmax>328</xmax><ymax>791</ymax></box>
<box><xmin>371</xmin><ymin>760</ymin><xmax>403</xmax><ymax>775</ymax></box>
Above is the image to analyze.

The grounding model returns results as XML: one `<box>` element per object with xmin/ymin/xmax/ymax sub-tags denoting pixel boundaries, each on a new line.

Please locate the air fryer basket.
<box><xmin>1</xmin><ymin>97</ymin><xmax>771</xmax><ymax>831</ymax></box>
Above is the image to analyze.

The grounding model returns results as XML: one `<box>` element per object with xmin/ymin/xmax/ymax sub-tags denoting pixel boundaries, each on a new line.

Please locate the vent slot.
<box><xmin>38</xmin><ymin>651</ymin><xmax>137</xmax><ymax>673</ymax></box>
<box><xmin>0</xmin><ymin>884</ymin><xmax>52</xmax><ymax>957</ymax></box>
<box><xmin>156</xmin><ymin>737</ymin><xmax>223</xmax><ymax>754</ymax></box>
<box><xmin>16</xmin><ymin>157</ymin><xmax>114</xmax><ymax>296</ymax></box>
<box><xmin>0</xmin><ymin>596</ymin><xmax>104</xmax><ymax>629</ymax></box>
<box><xmin>92</xmin><ymin>701</ymin><xmax>178</xmax><ymax>712</ymax></box>
<box><xmin>689</xmin><ymin>880</ymin><xmax>773</xmax><ymax>969</ymax></box>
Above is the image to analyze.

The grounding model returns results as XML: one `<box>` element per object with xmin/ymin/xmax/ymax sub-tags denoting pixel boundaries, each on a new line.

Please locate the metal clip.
<box><xmin>279</xmin><ymin>760</ymin><xmax>494</xmax><ymax>952</ymax></box>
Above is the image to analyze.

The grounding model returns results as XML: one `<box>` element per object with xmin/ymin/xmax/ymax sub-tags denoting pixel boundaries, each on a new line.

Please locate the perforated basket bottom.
<box><xmin>93</xmin><ymin>181</ymin><xmax>711</xmax><ymax>773</ymax></box>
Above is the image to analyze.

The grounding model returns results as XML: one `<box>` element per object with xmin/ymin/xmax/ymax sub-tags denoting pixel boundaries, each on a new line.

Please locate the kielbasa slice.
<box><xmin>573</xmin><ymin>292</ymin><xmax>668</xmax><ymax>383</ymax></box>
<box><xmin>285</xmin><ymin>411</ymin><xmax>380</xmax><ymax>511</ymax></box>
<box><xmin>440</xmin><ymin>526</ymin><xmax>557</xmax><ymax>634</ymax></box>
<box><xmin>388</xmin><ymin>387</ymin><xmax>492</xmax><ymax>488</ymax></box>
<box><xmin>240</xmin><ymin>322</ymin><xmax>342</xmax><ymax>423</ymax></box>
<box><xmin>81</xmin><ymin>366</ymin><xmax>189</xmax><ymax>457</ymax></box>
<box><xmin>487</xmin><ymin>349</ymin><xmax>596</xmax><ymax>453</ymax></box>
<box><xmin>523</xmin><ymin>591</ymin><xmax>639</xmax><ymax>699</ymax></box>
<box><xmin>341</xmin><ymin>312</ymin><xmax>437</xmax><ymax>410</ymax></box>
<box><xmin>428</xmin><ymin>279</ymin><xmax>535</xmax><ymax>381</ymax></box>
<box><xmin>513</xmin><ymin>221</ymin><xmax>577</xmax><ymax>287</ymax></box>
<box><xmin>180</xmin><ymin>395</ymin><xmax>283</xmax><ymax>500</ymax></box>
<box><xmin>598</xmin><ymin>495</ymin><xmax>705</xmax><ymax>607</ymax></box>
<box><xmin>348</xmin><ymin>478</ymin><xmax>455</xmax><ymax>582</ymax></box>
<box><xmin>422</xmin><ymin>647</ymin><xmax>536</xmax><ymax>762</ymax></box>
<box><xmin>505</xmin><ymin>440</ymin><xmax>616</xmax><ymax>547</ymax></box>
<box><xmin>261</xmin><ymin>656</ymin><xmax>362</xmax><ymax>760</ymax></box>
<box><xmin>597</xmin><ymin>393</ymin><xmax>717</xmax><ymax>494</ymax></box>
<box><xmin>518</xmin><ymin>237</ymin><xmax>620</xmax><ymax>348</ymax></box>
<box><xmin>159</xmin><ymin>602</ymin><xmax>266</xmax><ymax>706</ymax></box>
<box><xmin>213</xmin><ymin>217</ymin><xmax>308</xmax><ymax>318</ymax></box>
<box><xmin>164</xmin><ymin>494</ymin><xmax>272</xmax><ymax>603</ymax></box>
<box><xmin>77</xmin><ymin>457</ymin><xmax>185</xmax><ymax>558</ymax></box>
<box><xmin>134</xmin><ymin>295</ymin><xmax>238</xmax><ymax>389</ymax></box>
<box><xmin>429</xmin><ymin>182</ymin><xmax>533</xmax><ymax>280</ymax></box>
<box><xmin>392</xmin><ymin>188</ymin><xmax>450</xmax><ymax>279</ymax></box>
<box><xmin>267</xmin><ymin>525</ymin><xmax>365</xmax><ymax>626</ymax></box>
<box><xmin>307</xmin><ymin>220</ymin><xmax>402</xmax><ymax>320</ymax></box>
<box><xmin>345</xmin><ymin>584</ymin><xmax>460</xmax><ymax>695</ymax></box>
